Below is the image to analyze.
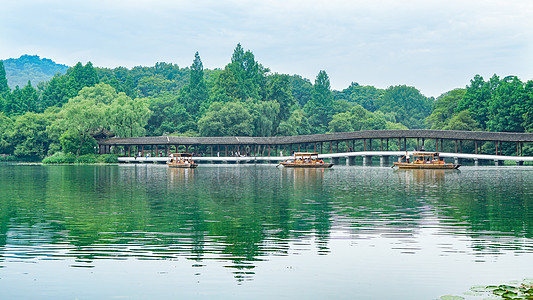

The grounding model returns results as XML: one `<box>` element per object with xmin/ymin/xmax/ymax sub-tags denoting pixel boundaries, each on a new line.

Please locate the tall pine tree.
<box><xmin>0</xmin><ymin>61</ymin><xmax>10</xmax><ymax>95</ymax></box>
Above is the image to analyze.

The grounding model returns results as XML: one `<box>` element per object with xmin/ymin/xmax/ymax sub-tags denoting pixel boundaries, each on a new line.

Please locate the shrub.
<box><xmin>75</xmin><ymin>154</ymin><xmax>97</xmax><ymax>164</ymax></box>
<box><xmin>42</xmin><ymin>152</ymin><xmax>76</xmax><ymax>164</ymax></box>
<box><xmin>97</xmin><ymin>154</ymin><xmax>119</xmax><ymax>163</ymax></box>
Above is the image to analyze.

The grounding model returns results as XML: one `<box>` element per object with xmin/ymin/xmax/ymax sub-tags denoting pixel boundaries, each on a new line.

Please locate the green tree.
<box><xmin>108</xmin><ymin>95</ymin><xmax>151</xmax><ymax>138</ymax></box>
<box><xmin>0</xmin><ymin>61</ymin><xmax>9</xmax><ymax>95</ymax></box>
<box><xmin>60</xmin><ymin>130</ymin><xmax>97</xmax><ymax>155</ymax></box>
<box><xmin>377</xmin><ymin>85</ymin><xmax>432</xmax><ymax>129</ymax></box>
<box><xmin>266</xmin><ymin>74</ymin><xmax>295</xmax><ymax>122</ymax></box>
<box><xmin>7</xmin><ymin>112</ymin><xmax>51</xmax><ymax>158</ymax></box>
<box><xmin>226</xmin><ymin>43</ymin><xmax>268</xmax><ymax>101</ymax></box>
<box><xmin>487</xmin><ymin>76</ymin><xmax>527</xmax><ymax>132</ymax></box>
<box><xmin>0</xmin><ymin>112</ymin><xmax>13</xmax><ymax>154</ymax></box>
<box><xmin>277</xmin><ymin>109</ymin><xmax>311</xmax><ymax>136</ymax></box>
<box><xmin>304</xmin><ymin>70</ymin><xmax>334</xmax><ymax>133</ymax></box>
<box><xmin>145</xmin><ymin>93</ymin><xmax>193</xmax><ymax>136</ymax></box>
<box><xmin>197</xmin><ymin>102</ymin><xmax>253</xmax><ymax>136</ymax></box>
<box><xmin>289</xmin><ymin>75</ymin><xmax>313</xmax><ymax>107</ymax></box>
<box><xmin>442</xmin><ymin>110</ymin><xmax>480</xmax><ymax>131</ymax></box>
<box><xmin>247</xmin><ymin>99</ymin><xmax>280</xmax><ymax>136</ymax></box>
<box><xmin>456</xmin><ymin>74</ymin><xmax>496</xmax><ymax>129</ymax></box>
<box><xmin>2</xmin><ymin>81</ymin><xmax>39</xmax><ymax>116</ymax></box>
<box><xmin>334</xmin><ymin>82</ymin><xmax>384</xmax><ymax>112</ymax></box>
<box><xmin>328</xmin><ymin>112</ymin><xmax>354</xmax><ymax>132</ymax></box>
<box><xmin>40</xmin><ymin>62</ymin><xmax>100</xmax><ymax>109</ymax></box>
<box><xmin>181</xmin><ymin>52</ymin><xmax>208</xmax><ymax>118</ymax></box>
<box><xmin>426</xmin><ymin>89</ymin><xmax>466</xmax><ymax>129</ymax></box>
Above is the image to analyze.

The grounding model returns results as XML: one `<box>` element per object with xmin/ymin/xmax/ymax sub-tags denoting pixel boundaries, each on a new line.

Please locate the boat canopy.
<box><xmin>411</xmin><ymin>152</ymin><xmax>440</xmax><ymax>157</ymax></box>
<box><xmin>293</xmin><ymin>152</ymin><xmax>319</xmax><ymax>158</ymax></box>
<box><xmin>170</xmin><ymin>153</ymin><xmax>193</xmax><ymax>158</ymax></box>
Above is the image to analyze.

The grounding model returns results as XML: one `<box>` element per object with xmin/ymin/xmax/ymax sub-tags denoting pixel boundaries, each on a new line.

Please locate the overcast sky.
<box><xmin>1</xmin><ymin>0</ymin><xmax>532</xmax><ymax>97</ymax></box>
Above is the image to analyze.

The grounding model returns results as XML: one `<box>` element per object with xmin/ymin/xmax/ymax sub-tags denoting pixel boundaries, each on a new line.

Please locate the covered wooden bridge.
<box><xmin>97</xmin><ymin>129</ymin><xmax>533</xmax><ymax>159</ymax></box>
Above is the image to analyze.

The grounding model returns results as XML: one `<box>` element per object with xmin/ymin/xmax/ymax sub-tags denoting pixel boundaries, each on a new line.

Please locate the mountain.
<box><xmin>2</xmin><ymin>55</ymin><xmax>69</xmax><ymax>89</ymax></box>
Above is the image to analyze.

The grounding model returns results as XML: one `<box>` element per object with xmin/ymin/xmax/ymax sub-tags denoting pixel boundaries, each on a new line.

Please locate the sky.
<box><xmin>1</xmin><ymin>0</ymin><xmax>532</xmax><ymax>97</ymax></box>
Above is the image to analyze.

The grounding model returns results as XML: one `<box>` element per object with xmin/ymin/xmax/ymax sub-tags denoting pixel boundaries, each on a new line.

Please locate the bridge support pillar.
<box><xmin>454</xmin><ymin>157</ymin><xmax>461</xmax><ymax>165</ymax></box>
<box><xmin>346</xmin><ymin>156</ymin><xmax>356</xmax><ymax>166</ymax></box>
<box><xmin>332</xmin><ymin>157</ymin><xmax>340</xmax><ymax>165</ymax></box>
<box><xmin>474</xmin><ymin>158</ymin><xmax>479</xmax><ymax>166</ymax></box>
<box><xmin>380</xmin><ymin>156</ymin><xmax>389</xmax><ymax>167</ymax></box>
<box><xmin>517</xmin><ymin>161</ymin><xmax>524</xmax><ymax>166</ymax></box>
<box><xmin>363</xmin><ymin>155</ymin><xmax>372</xmax><ymax>166</ymax></box>
<box><xmin>494</xmin><ymin>160</ymin><xmax>500</xmax><ymax>166</ymax></box>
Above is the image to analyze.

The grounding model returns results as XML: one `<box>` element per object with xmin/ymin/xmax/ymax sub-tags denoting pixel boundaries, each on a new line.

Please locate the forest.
<box><xmin>1</xmin><ymin>44</ymin><xmax>533</xmax><ymax>160</ymax></box>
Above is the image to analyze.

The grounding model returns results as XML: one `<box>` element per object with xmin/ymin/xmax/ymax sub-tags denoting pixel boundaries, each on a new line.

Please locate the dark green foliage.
<box><xmin>145</xmin><ymin>93</ymin><xmax>194</xmax><ymax>136</ymax></box>
<box><xmin>60</xmin><ymin>130</ymin><xmax>98</xmax><ymax>156</ymax></box>
<box><xmin>2</xmin><ymin>82</ymin><xmax>39</xmax><ymax>116</ymax></box>
<box><xmin>75</xmin><ymin>154</ymin><xmax>98</xmax><ymax>164</ymax></box>
<box><xmin>0</xmin><ymin>61</ymin><xmax>10</xmax><ymax>95</ymax></box>
<box><xmin>42</xmin><ymin>152</ymin><xmax>76</xmax><ymax>164</ymax></box>
<box><xmin>97</xmin><ymin>154</ymin><xmax>118</xmax><ymax>163</ymax></box>
<box><xmin>40</xmin><ymin>62</ymin><xmax>100</xmax><ymax>109</ymax></box>
<box><xmin>304</xmin><ymin>70</ymin><xmax>335</xmax><ymax>133</ymax></box>
<box><xmin>7</xmin><ymin>112</ymin><xmax>51</xmax><ymax>158</ymax></box>
<box><xmin>426</xmin><ymin>89</ymin><xmax>466</xmax><ymax>129</ymax></box>
<box><xmin>266</xmin><ymin>74</ymin><xmax>295</xmax><ymax>122</ymax></box>
<box><xmin>289</xmin><ymin>75</ymin><xmax>313</xmax><ymax>107</ymax></box>
<box><xmin>2</xmin><ymin>55</ymin><xmax>68</xmax><ymax>89</ymax></box>
<box><xmin>181</xmin><ymin>52</ymin><xmax>208</xmax><ymax>118</ymax></box>
<box><xmin>378</xmin><ymin>85</ymin><xmax>432</xmax><ymax>129</ymax></box>
<box><xmin>334</xmin><ymin>82</ymin><xmax>384</xmax><ymax>112</ymax></box>
<box><xmin>198</xmin><ymin>102</ymin><xmax>254</xmax><ymax>136</ymax></box>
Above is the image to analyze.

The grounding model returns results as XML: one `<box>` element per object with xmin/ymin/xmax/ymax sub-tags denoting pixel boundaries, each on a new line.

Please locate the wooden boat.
<box><xmin>279</xmin><ymin>152</ymin><xmax>333</xmax><ymax>168</ymax></box>
<box><xmin>167</xmin><ymin>153</ymin><xmax>198</xmax><ymax>168</ymax></box>
<box><xmin>392</xmin><ymin>152</ymin><xmax>460</xmax><ymax>169</ymax></box>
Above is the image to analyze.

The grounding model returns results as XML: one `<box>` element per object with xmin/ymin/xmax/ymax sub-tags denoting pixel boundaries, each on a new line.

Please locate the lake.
<box><xmin>1</xmin><ymin>164</ymin><xmax>532</xmax><ymax>299</ymax></box>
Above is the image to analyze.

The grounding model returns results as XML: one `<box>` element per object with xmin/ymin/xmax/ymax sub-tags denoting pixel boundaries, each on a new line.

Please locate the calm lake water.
<box><xmin>1</xmin><ymin>164</ymin><xmax>532</xmax><ymax>299</ymax></box>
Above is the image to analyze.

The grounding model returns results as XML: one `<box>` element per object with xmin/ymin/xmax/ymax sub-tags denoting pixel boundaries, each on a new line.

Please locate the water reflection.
<box><xmin>1</xmin><ymin>165</ymin><xmax>533</xmax><ymax>282</ymax></box>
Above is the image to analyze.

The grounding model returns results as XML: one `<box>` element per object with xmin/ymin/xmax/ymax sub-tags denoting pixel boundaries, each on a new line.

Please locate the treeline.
<box><xmin>0</xmin><ymin>44</ymin><xmax>532</xmax><ymax>159</ymax></box>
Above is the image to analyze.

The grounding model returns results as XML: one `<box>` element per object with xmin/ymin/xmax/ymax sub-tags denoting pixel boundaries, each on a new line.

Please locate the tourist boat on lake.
<box><xmin>167</xmin><ymin>153</ymin><xmax>198</xmax><ymax>168</ymax></box>
<box><xmin>279</xmin><ymin>152</ymin><xmax>334</xmax><ymax>168</ymax></box>
<box><xmin>392</xmin><ymin>152</ymin><xmax>460</xmax><ymax>169</ymax></box>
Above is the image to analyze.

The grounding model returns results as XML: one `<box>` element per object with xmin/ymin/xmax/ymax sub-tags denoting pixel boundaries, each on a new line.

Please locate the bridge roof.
<box><xmin>98</xmin><ymin>130</ymin><xmax>533</xmax><ymax>146</ymax></box>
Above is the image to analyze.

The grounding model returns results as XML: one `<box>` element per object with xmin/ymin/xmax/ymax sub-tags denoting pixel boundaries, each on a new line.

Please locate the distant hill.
<box><xmin>2</xmin><ymin>55</ymin><xmax>69</xmax><ymax>89</ymax></box>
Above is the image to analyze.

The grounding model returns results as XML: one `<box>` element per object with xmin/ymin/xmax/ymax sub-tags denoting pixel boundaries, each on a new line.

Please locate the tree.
<box><xmin>289</xmin><ymin>75</ymin><xmax>313</xmax><ymax>107</ymax></box>
<box><xmin>7</xmin><ymin>112</ymin><xmax>51</xmax><ymax>158</ymax></box>
<box><xmin>487</xmin><ymin>76</ymin><xmax>527</xmax><ymax>132</ymax></box>
<box><xmin>197</xmin><ymin>102</ymin><xmax>253</xmax><ymax>136</ymax></box>
<box><xmin>304</xmin><ymin>70</ymin><xmax>334</xmax><ymax>133</ymax></box>
<box><xmin>334</xmin><ymin>82</ymin><xmax>383</xmax><ymax>112</ymax></box>
<box><xmin>442</xmin><ymin>110</ymin><xmax>480</xmax><ymax>131</ymax></box>
<box><xmin>277</xmin><ymin>109</ymin><xmax>311</xmax><ymax>136</ymax></box>
<box><xmin>456</xmin><ymin>74</ymin><xmax>494</xmax><ymax>129</ymax></box>
<box><xmin>108</xmin><ymin>95</ymin><xmax>151</xmax><ymax>138</ymax></box>
<box><xmin>377</xmin><ymin>85</ymin><xmax>432</xmax><ymax>129</ymax></box>
<box><xmin>247</xmin><ymin>99</ymin><xmax>280</xmax><ymax>136</ymax></box>
<box><xmin>2</xmin><ymin>81</ymin><xmax>39</xmax><ymax>116</ymax></box>
<box><xmin>60</xmin><ymin>130</ymin><xmax>97</xmax><ymax>155</ymax></box>
<box><xmin>426</xmin><ymin>89</ymin><xmax>466</xmax><ymax>129</ymax></box>
<box><xmin>266</xmin><ymin>74</ymin><xmax>295</xmax><ymax>122</ymax></box>
<box><xmin>40</xmin><ymin>62</ymin><xmax>100</xmax><ymax>109</ymax></box>
<box><xmin>181</xmin><ymin>52</ymin><xmax>208</xmax><ymax>118</ymax></box>
<box><xmin>145</xmin><ymin>93</ymin><xmax>193</xmax><ymax>136</ymax></box>
<box><xmin>226</xmin><ymin>43</ymin><xmax>268</xmax><ymax>101</ymax></box>
<box><xmin>0</xmin><ymin>112</ymin><xmax>13</xmax><ymax>154</ymax></box>
<box><xmin>0</xmin><ymin>61</ymin><xmax>10</xmax><ymax>95</ymax></box>
<box><xmin>328</xmin><ymin>112</ymin><xmax>354</xmax><ymax>132</ymax></box>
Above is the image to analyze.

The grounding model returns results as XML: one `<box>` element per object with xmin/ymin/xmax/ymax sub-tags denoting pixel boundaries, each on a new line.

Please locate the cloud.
<box><xmin>1</xmin><ymin>0</ymin><xmax>532</xmax><ymax>96</ymax></box>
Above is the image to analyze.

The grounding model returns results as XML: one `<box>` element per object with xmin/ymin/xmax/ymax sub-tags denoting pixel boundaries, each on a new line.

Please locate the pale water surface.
<box><xmin>0</xmin><ymin>164</ymin><xmax>532</xmax><ymax>299</ymax></box>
